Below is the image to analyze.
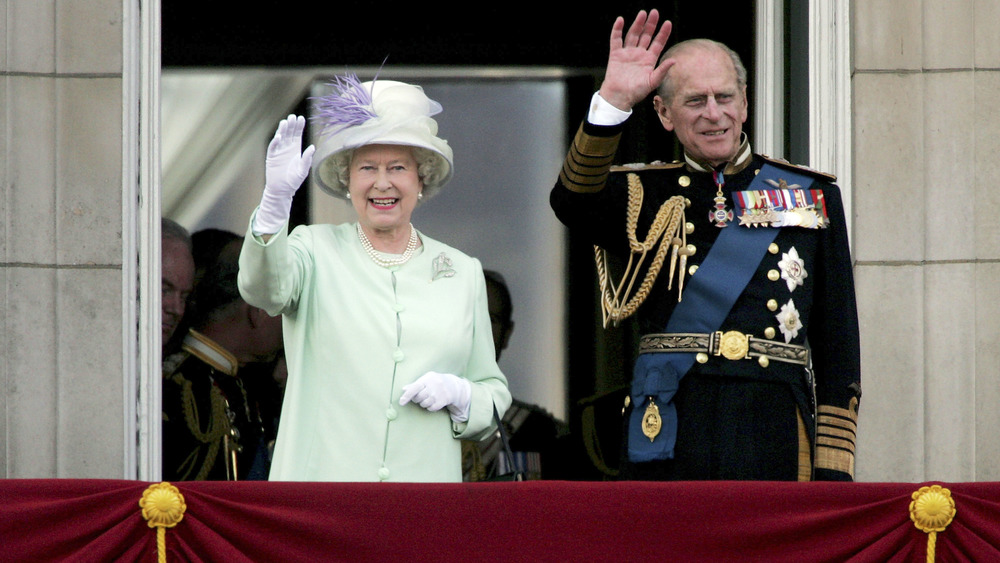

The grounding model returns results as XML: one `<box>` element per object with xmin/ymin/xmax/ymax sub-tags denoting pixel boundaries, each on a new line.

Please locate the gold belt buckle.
<box><xmin>715</xmin><ymin>330</ymin><xmax>750</xmax><ymax>361</ymax></box>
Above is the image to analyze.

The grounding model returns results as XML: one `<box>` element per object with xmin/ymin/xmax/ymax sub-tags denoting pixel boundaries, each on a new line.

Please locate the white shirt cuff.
<box><xmin>587</xmin><ymin>92</ymin><xmax>632</xmax><ymax>126</ymax></box>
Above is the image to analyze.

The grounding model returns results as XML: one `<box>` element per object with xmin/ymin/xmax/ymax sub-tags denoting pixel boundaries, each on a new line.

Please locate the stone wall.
<box><xmin>1</xmin><ymin>0</ymin><xmax>127</xmax><ymax>477</ymax></box>
<box><xmin>852</xmin><ymin>0</ymin><xmax>1000</xmax><ymax>481</ymax></box>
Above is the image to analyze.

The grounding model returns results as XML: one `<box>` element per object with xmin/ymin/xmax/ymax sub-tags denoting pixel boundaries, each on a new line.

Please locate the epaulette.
<box><xmin>760</xmin><ymin>154</ymin><xmax>837</xmax><ymax>182</ymax></box>
<box><xmin>162</xmin><ymin>350</ymin><xmax>189</xmax><ymax>377</ymax></box>
<box><xmin>609</xmin><ymin>160</ymin><xmax>685</xmax><ymax>173</ymax></box>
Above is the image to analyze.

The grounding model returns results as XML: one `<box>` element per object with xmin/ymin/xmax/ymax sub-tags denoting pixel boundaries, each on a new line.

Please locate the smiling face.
<box><xmin>653</xmin><ymin>45</ymin><xmax>748</xmax><ymax>167</ymax></box>
<box><xmin>347</xmin><ymin>144</ymin><xmax>423</xmax><ymax>236</ymax></box>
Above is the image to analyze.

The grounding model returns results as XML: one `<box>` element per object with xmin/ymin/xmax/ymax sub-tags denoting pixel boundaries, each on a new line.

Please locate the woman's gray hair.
<box><xmin>657</xmin><ymin>39</ymin><xmax>747</xmax><ymax>104</ymax></box>
<box><xmin>329</xmin><ymin>145</ymin><xmax>448</xmax><ymax>199</ymax></box>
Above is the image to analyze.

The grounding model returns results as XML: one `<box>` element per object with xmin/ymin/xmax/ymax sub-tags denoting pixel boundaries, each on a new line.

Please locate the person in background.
<box><xmin>191</xmin><ymin>228</ymin><xmax>243</xmax><ymax>289</ymax></box>
<box><xmin>161</xmin><ymin>217</ymin><xmax>195</xmax><ymax>356</ymax></box>
<box><xmin>239</xmin><ymin>351</ymin><xmax>288</xmax><ymax>479</ymax></box>
<box><xmin>238</xmin><ymin>73</ymin><xmax>510</xmax><ymax>482</ymax></box>
<box><xmin>549</xmin><ymin>10</ymin><xmax>861</xmax><ymax>481</ymax></box>
<box><xmin>167</xmin><ymin>227</ymin><xmax>244</xmax><ymax>358</ymax></box>
<box><xmin>162</xmin><ymin>247</ymin><xmax>283</xmax><ymax>480</ymax></box>
<box><xmin>462</xmin><ymin>270</ymin><xmax>568</xmax><ymax>481</ymax></box>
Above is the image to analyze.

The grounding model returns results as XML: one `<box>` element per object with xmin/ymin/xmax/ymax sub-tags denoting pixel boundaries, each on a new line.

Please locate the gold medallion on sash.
<box><xmin>642</xmin><ymin>399</ymin><xmax>662</xmax><ymax>442</ymax></box>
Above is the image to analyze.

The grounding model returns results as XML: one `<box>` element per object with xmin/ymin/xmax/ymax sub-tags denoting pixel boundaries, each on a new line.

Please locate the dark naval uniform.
<box><xmin>462</xmin><ymin>398</ymin><xmax>568</xmax><ymax>481</ymax></box>
<box><xmin>550</xmin><ymin>120</ymin><xmax>861</xmax><ymax>481</ymax></box>
<box><xmin>162</xmin><ymin>329</ymin><xmax>264</xmax><ymax>481</ymax></box>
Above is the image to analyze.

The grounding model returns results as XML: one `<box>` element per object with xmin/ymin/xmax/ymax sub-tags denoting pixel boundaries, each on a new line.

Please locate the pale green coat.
<box><xmin>238</xmin><ymin>218</ymin><xmax>510</xmax><ymax>482</ymax></box>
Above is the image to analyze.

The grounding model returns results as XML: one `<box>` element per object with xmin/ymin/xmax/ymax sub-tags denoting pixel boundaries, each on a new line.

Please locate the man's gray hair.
<box><xmin>657</xmin><ymin>39</ymin><xmax>748</xmax><ymax>103</ymax></box>
<box><xmin>162</xmin><ymin>217</ymin><xmax>192</xmax><ymax>251</ymax></box>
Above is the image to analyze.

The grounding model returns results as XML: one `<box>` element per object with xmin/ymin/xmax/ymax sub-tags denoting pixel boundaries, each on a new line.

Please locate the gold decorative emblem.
<box><xmin>642</xmin><ymin>400</ymin><xmax>662</xmax><ymax>441</ymax></box>
<box><xmin>717</xmin><ymin>331</ymin><xmax>749</xmax><ymax>360</ymax></box>
<box><xmin>766</xmin><ymin>177</ymin><xmax>801</xmax><ymax>191</ymax></box>
<box><xmin>140</xmin><ymin>482</ymin><xmax>187</xmax><ymax>563</ymax></box>
<box><xmin>140</xmin><ymin>482</ymin><xmax>186</xmax><ymax>529</ymax></box>
<box><xmin>678</xmin><ymin>175</ymin><xmax>691</xmax><ymax>187</ymax></box>
<box><xmin>909</xmin><ymin>485</ymin><xmax>956</xmax><ymax>563</ymax></box>
<box><xmin>910</xmin><ymin>485</ymin><xmax>956</xmax><ymax>533</ymax></box>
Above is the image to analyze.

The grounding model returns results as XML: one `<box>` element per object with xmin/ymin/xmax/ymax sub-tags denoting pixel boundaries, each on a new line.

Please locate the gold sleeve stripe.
<box><xmin>797</xmin><ymin>408</ymin><xmax>812</xmax><ymax>481</ymax></box>
<box><xmin>818</xmin><ymin>414</ymin><xmax>858</xmax><ymax>431</ymax></box>
<box><xmin>559</xmin><ymin>124</ymin><xmax>621</xmax><ymax>193</ymax></box>
<box><xmin>817</xmin><ymin>404</ymin><xmax>859</xmax><ymax>424</ymax></box>
<box><xmin>817</xmin><ymin>416</ymin><xmax>857</xmax><ymax>433</ymax></box>
<box><xmin>815</xmin><ymin>403</ymin><xmax>858</xmax><ymax>477</ymax></box>
<box><xmin>815</xmin><ymin>445</ymin><xmax>855</xmax><ymax>476</ymax></box>
<box><xmin>818</xmin><ymin>419</ymin><xmax>857</xmax><ymax>437</ymax></box>
<box><xmin>817</xmin><ymin>415</ymin><xmax>857</xmax><ymax>452</ymax></box>
<box><xmin>817</xmin><ymin>407</ymin><xmax>858</xmax><ymax>436</ymax></box>
<box><xmin>560</xmin><ymin>162</ymin><xmax>611</xmax><ymax>192</ymax></box>
<box><xmin>565</xmin><ymin>148</ymin><xmax>616</xmax><ymax>176</ymax></box>
<box><xmin>817</xmin><ymin>434</ymin><xmax>856</xmax><ymax>454</ymax></box>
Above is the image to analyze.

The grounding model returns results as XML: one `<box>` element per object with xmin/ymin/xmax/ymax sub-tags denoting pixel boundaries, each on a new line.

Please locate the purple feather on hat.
<box><xmin>310</xmin><ymin>71</ymin><xmax>379</xmax><ymax>137</ymax></box>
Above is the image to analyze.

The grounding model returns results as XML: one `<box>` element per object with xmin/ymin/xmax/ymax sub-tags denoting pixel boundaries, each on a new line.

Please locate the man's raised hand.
<box><xmin>599</xmin><ymin>9</ymin><xmax>675</xmax><ymax>112</ymax></box>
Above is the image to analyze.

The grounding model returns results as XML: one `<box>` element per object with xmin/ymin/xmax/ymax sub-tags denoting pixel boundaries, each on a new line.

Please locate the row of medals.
<box><xmin>639</xmin><ymin>178</ymin><xmax>816</xmax><ymax>443</ymax></box>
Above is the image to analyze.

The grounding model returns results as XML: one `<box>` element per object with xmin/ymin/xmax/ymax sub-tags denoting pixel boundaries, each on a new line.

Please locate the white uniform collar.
<box><xmin>181</xmin><ymin>329</ymin><xmax>238</xmax><ymax>377</ymax></box>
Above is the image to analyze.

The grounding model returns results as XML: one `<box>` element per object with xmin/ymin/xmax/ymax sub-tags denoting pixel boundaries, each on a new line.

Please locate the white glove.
<box><xmin>399</xmin><ymin>371</ymin><xmax>472</xmax><ymax>423</ymax></box>
<box><xmin>252</xmin><ymin>114</ymin><xmax>316</xmax><ymax>235</ymax></box>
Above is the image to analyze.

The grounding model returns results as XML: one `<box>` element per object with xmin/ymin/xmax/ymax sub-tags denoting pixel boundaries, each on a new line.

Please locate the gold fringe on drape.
<box><xmin>140</xmin><ymin>482</ymin><xmax>187</xmax><ymax>563</ymax></box>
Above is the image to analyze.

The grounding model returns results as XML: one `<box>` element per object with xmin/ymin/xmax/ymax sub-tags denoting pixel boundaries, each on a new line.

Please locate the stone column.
<box><xmin>1</xmin><ymin>0</ymin><xmax>151</xmax><ymax>478</ymax></box>
<box><xmin>852</xmin><ymin>0</ymin><xmax>1000</xmax><ymax>482</ymax></box>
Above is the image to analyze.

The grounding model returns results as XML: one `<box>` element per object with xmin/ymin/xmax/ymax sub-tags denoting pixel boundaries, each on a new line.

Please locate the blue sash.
<box><xmin>627</xmin><ymin>164</ymin><xmax>814</xmax><ymax>462</ymax></box>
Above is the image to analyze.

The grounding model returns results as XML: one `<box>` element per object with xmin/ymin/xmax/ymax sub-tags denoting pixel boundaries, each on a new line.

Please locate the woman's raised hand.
<box><xmin>253</xmin><ymin>115</ymin><xmax>316</xmax><ymax>235</ymax></box>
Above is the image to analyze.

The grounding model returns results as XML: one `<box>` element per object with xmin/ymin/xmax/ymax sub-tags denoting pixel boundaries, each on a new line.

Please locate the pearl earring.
<box><xmin>346</xmin><ymin>192</ymin><xmax>351</xmax><ymax>199</ymax></box>
<box><xmin>418</xmin><ymin>192</ymin><xmax>423</xmax><ymax>200</ymax></box>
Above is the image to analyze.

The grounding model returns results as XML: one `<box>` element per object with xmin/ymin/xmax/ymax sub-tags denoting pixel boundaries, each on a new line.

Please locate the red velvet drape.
<box><xmin>2</xmin><ymin>480</ymin><xmax>998</xmax><ymax>562</ymax></box>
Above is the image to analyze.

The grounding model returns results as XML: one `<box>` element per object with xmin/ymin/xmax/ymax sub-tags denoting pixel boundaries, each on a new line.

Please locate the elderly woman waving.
<box><xmin>238</xmin><ymin>75</ymin><xmax>511</xmax><ymax>482</ymax></box>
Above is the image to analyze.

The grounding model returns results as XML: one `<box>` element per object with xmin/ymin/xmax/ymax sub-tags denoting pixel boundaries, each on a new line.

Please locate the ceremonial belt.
<box><xmin>639</xmin><ymin>332</ymin><xmax>809</xmax><ymax>366</ymax></box>
<box><xmin>626</xmin><ymin>224</ymin><xmax>778</xmax><ymax>463</ymax></box>
<box><xmin>627</xmin><ymin>163</ymin><xmax>816</xmax><ymax>464</ymax></box>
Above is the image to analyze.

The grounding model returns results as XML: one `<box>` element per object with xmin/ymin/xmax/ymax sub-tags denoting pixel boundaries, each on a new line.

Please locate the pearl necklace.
<box><xmin>357</xmin><ymin>223</ymin><xmax>419</xmax><ymax>268</ymax></box>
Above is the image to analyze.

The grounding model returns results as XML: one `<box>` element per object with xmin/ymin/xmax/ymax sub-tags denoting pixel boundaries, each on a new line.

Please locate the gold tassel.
<box><xmin>909</xmin><ymin>485</ymin><xmax>956</xmax><ymax>563</ymax></box>
<box><xmin>140</xmin><ymin>482</ymin><xmax>187</xmax><ymax>563</ymax></box>
<box><xmin>595</xmin><ymin>173</ymin><xmax>687</xmax><ymax>327</ymax></box>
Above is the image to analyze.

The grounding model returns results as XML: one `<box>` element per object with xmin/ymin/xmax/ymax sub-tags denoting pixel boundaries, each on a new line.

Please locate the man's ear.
<box><xmin>652</xmin><ymin>96</ymin><xmax>675</xmax><ymax>131</ymax></box>
<box><xmin>739</xmin><ymin>85</ymin><xmax>749</xmax><ymax>124</ymax></box>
